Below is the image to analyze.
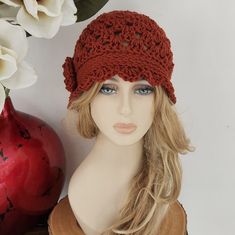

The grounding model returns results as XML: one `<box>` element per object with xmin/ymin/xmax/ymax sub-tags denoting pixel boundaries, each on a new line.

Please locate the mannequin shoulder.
<box><xmin>158</xmin><ymin>201</ymin><xmax>188</xmax><ymax>235</ymax></box>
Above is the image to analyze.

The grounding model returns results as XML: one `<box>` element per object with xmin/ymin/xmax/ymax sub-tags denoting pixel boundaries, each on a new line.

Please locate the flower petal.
<box><xmin>0</xmin><ymin>44</ymin><xmax>17</xmax><ymax>57</ymax></box>
<box><xmin>0</xmin><ymin>45</ymin><xmax>17</xmax><ymax>58</ymax></box>
<box><xmin>61</xmin><ymin>0</ymin><xmax>77</xmax><ymax>26</ymax></box>
<box><xmin>22</xmin><ymin>0</ymin><xmax>39</xmax><ymax>19</ymax></box>
<box><xmin>1</xmin><ymin>60</ymin><xmax>37</xmax><ymax>89</ymax></box>
<box><xmin>0</xmin><ymin>47</ymin><xmax>17</xmax><ymax>81</ymax></box>
<box><xmin>17</xmin><ymin>7</ymin><xmax>63</xmax><ymax>38</ymax></box>
<box><xmin>0</xmin><ymin>19</ymin><xmax>28</xmax><ymax>62</ymax></box>
<box><xmin>0</xmin><ymin>83</ymin><xmax>6</xmax><ymax>113</ymax></box>
<box><xmin>37</xmin><ymin>0</ymin><xmax>62</xmax><ymax>17</ymax></box>
<box><xmin>0</xmin><ymin>0</ymin><xmax>21</xmax><ymax>7</ymax></box>
<box><xmin>0</xmin><ymin>4</ymin><xmax>19</xmax><ymax>20</ymax></box>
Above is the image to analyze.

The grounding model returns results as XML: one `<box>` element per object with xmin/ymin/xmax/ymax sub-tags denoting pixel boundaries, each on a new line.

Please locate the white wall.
<box><xmin>10</xmin><ymin>0</ymin><xmax>235</xmax><ymax>234</ymax></box>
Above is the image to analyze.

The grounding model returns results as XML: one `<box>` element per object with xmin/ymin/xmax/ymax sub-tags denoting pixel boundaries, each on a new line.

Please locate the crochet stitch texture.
<box><xmin>63</xmin><ymin>10</ymin><xmax>176</xmax><ymax>106</ymax></box>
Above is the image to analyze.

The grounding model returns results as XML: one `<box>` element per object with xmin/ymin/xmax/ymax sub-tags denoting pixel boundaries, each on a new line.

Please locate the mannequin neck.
<box><xmin>86</xmin><ymin>132</ymin><xmax>144</xmax><ymax>178</ymax></box>
<box><xmin>68</xmin><ymin>132</ymin><xmax>145</xmax><ymax>234</ymax></box>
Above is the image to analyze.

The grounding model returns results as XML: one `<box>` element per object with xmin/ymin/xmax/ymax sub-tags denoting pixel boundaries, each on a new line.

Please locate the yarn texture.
<box><xmin>63</xmin><ymin>10</ymin><xmax>176</xmax><ymax>106</ymax></box>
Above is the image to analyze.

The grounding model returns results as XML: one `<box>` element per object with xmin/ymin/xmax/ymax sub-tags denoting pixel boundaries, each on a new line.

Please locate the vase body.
<box><xmin>0</xmin><ymin>96</ymin><xmax>65</xmax><ymax>235</ymax></box>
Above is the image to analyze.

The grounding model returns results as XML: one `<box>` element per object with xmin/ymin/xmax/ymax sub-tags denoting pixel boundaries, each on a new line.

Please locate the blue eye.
<box><xmin>99</xmin><ymin>84</ymin><xmax>154</xmax><ymax>95</ymax></box>
<box><xmin>99</xmin><ymin>85</ymin><xmax>116</xmax><ymax>95</ymax></box>
<box><xmin>135</xmin><ymin>86</ymin><xmax>154</xmax><ymax>95</ymax></box>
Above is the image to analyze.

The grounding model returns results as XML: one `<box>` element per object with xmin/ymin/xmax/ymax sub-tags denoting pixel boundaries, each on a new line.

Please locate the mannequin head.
<box><xmin>68</xmin><ymin>71</ymin><xmax>182</xmax><ymax>151</ymax></box>
<box><xmin>63</xmin><ymin>10</ymin><xmax>194</xmax><ymax>235</ymax></box>
<box><xmin>90</xmin><ymin>74</ymin><xmax>155</xmax><ymax>146</ymax></box>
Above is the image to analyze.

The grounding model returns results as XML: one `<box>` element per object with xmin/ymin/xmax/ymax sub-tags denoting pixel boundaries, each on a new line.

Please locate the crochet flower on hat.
<box><xmin>63</xmin><ymin>57</ymin><xmax>77</xmax><ymax>92</ymax></box>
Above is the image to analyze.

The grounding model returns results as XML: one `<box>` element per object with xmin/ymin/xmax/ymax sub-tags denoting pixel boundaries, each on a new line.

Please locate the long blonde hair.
<box><xmin>68</xmin><ymin>81</ymin><xmax>194</xmax><ymax>235</ymax></box>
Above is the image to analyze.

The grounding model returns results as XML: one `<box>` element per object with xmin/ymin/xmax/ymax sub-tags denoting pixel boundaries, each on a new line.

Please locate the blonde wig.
<box><xmin>68</xmin><ymin>81</ymin><xmax>194</xmax><ymax>235</ymax></box>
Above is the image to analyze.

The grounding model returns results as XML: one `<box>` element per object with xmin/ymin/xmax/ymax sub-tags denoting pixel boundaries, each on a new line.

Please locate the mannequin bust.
<box><xmin>68</xmin><ymin>75</ymin><xmax>155</xmax><ymax>234</ymax></box>
<box><xmin>48</xmin><ymin>10</ymin><xmax>194</xmax><ymax>235</ymax></box>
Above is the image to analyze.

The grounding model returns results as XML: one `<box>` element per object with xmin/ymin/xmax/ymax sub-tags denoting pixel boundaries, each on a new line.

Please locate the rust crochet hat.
<box><xmin>63</xmin><ymin>10</ymin><xmax>176</xmax><ymax>107</ymax></box>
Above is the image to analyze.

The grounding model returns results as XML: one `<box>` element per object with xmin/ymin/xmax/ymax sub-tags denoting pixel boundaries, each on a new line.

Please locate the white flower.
<box><xmin>0</xmin><ymin>0</ymin><xmax>77</xmax><ymax>38</ymax></box>
<box><xmin>0</xmin><ymin>19</ymin><xmax>37</xmax><ymax>112</ymax></box>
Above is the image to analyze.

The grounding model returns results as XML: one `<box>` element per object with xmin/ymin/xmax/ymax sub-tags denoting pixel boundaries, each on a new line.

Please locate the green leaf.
<box><xmin>74</xmin><ymin>0</ymin><xmax>109</xmax><ymax>22</ymax></box>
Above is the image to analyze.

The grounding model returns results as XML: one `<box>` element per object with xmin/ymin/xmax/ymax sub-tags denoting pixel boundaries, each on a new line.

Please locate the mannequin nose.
<box><xmin>119</xmin><ymin>93</ymin><xmax>132</xmax><ymax>116</ymax></box>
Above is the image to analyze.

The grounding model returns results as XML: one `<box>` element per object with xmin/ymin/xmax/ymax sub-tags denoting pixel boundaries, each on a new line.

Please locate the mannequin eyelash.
<box><xmin>99</xmin><ymin>85</ymin><xmax>117</xmax><ymax>95</ymax></box>
<box><xmin>135</xmin><ymin>85</ymin><xmax>154</xmax><ymax>95</ymax></box>
<box><xmin>99</xmin><ymin>84</ymin><xmax>154</xmax><ymax>95</ymax></box>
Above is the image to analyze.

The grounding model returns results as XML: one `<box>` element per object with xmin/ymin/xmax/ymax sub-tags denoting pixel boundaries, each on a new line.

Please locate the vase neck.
<box><xmin>1</xmin><ymin>96</ymin><xmax>16</xmax><ymax>118</ymax></box>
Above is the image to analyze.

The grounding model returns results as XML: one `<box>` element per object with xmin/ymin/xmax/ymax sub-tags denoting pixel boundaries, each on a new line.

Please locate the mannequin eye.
<box><xmin>135</xmin><ymin>85</ymin><xmax>154</xmax><ymax>95</ymax></box>
<box><xmin>99</xmin><ymin>85</ymin><xmax>117</xmax><ymax>95</ymax></box>
<box><xmin>99</xmin><ymin>84</ymin><xmax>154</xmax><ymax>95</ymax></box>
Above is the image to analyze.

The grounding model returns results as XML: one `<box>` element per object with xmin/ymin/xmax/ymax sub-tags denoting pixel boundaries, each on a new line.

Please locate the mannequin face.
<box><xmin>90</xmin><ymin>75</ymin><xmax>155</xmax><ymax>146</ymax></box>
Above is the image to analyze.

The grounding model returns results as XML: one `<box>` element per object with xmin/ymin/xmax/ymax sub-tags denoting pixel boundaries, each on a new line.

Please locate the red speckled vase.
<box><xmin>0</xmin><ymin>96</ymin><xmax>66</xmax><ymax>235</ymax></box>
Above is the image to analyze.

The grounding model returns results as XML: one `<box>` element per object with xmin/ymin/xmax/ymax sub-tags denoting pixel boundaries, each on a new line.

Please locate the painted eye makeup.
<box><xmin>134</xmin><ymin>85</ymin><xmax>154</xmax><ymax>95</ymax></box>
<box><xmin>99</xmin><ymin>84</ymin><xmax>117</xmax><ymax>95</ymax></box>
<box><xmin>99</xmin><ymin>84</ymin><xmax>154</xmax><ymax>95</ymax></box>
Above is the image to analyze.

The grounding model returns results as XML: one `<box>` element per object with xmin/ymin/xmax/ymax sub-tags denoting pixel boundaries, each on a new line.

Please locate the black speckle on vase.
<box><xmin>0</xmin><ymin>148</ymin><xmax>8</xmax><ymax>161</ymax></box>
<box><xmin>17</xmin><ymin>124</ymin><xmax>31</xmax><ymax>139</ymax></box>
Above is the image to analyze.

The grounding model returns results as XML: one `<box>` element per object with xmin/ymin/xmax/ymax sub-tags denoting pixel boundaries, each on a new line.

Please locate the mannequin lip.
<box><xmin>113</xmin><ymin>123</ymin><xmax>137</xmax><ymax>134</ymax></box>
